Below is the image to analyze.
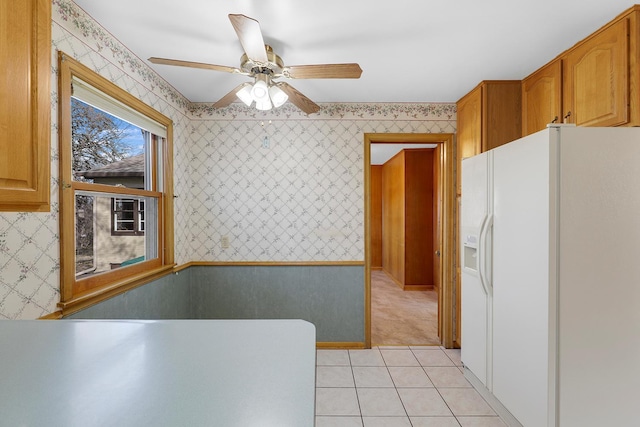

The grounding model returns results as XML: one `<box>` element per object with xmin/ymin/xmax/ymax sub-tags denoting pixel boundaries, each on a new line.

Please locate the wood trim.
<box><xmin>73</xmin><ymin>182</ymin><xmax>163</xmax><ymax>198</ymax></box>
<box><xmin>174</xmin><ymin>261</ymin><xmax>365</xmax><ymax>274</ymax></box>
<box><xmin>39</xmin><ymin>311</ymin><xmax>63</xmax><ymax>320</ymax></box>
<box><xmin>403</xmin><ymin>285</ymin><xmax>435</xmax><ymax>292</ymax></box>
<box><xmin>364</xmin><ymin>139</ymin><xmax>372</xmax><ymax>349</ymax></box>
<box><xmin>185</xmin><ymin>261</ymin><xmax>365</xmax><ymax>267</ymax></box>
<box><xmin>316</xmin><ymin>342</ymin><xmax>366</xmax><ymax>349</ymax></box>
<box><xmin>74</xmin><ymin>258</ymin><xmax>163</xmax><ymax>294</ymax></box>
<box><xmin>173</xmin><ymin>263</ymin><xmax>192</xmax><ymax>273</ymax></box>
<box><xmin>162</xmin><ymin>123</ymin><xmax>175</xmax><ymax>266</ymax></box>
<box><xmin>364</xmin><ymin>133</ymin><xmax>456</xmax><ymax>349</ymax></box>
<box><xmin>58</xmin><ymin>52</ymin><xmax>75</xmax><ymax>302</ymax></box>
<box><xmin>441</xmin><ymin>134</ymin><xmax>456</xmax><ymax>348</ymax></box>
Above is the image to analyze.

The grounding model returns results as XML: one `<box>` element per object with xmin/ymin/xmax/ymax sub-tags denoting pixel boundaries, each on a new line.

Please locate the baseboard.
<box><xmin>317</xmin><ymin>342</ymin><xmax>366</xmax><ymax>349</ymax></box>
<box><xmin>403</xmin><ymin>284</ymin><xmax>435</xmax><ymax>291</ymax></box>
<box><xmin>380</xmin><ymin>268</ymin><xmax>434</xmax><ymax>291</ymax></box>
<box><xmin>464</xmin><ymin>367</ymin><xmax>523</xmax><ymax>427</ymax></box>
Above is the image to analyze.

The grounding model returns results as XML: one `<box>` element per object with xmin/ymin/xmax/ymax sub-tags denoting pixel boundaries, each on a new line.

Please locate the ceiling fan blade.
<box><xmin>148</xmin><ymin>57</ymin><xmax>239</xmax><ymax>74</ymax></box>
<box><xmin>285</xmin><ymin>63</ymin><xmax>363</xmax><ymax>79</ymax></box>
<box><xmin>276</xmin><ymin>82</ymin><xmax>321</xmax><ymax>115</ymax></box>
<box><xmin>212</xmin><ymin>83</ymin><xmax>247</xmax><ymax>109</ymax></box>
<box><xmin>228</xmin><ymin>14</ymin><xmax>268</xmax><ymax>63</ymax></box>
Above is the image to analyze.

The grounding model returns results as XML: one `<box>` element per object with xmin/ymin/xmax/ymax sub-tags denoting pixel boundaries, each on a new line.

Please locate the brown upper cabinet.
<box><xmin>0</xmin><ymin>0</ymin><xmax>51</xmax><ymax>212</ymax></box>
<box><xmin>563</xmin><ymin>16</ymin><xmax>630</xmax><ymax>127</ymax></box>
<box><xmin>522</xmin><ymin>60</ymin><xmax>563</xmax><ymax>135</ymax></box>
<box><xmin>522</xmin><ymin>5</ymin><xmax>640</xmax><ymax>135</ymax></box>
<box><xmin>456</xmin><ymin>80</ymin><xmax>522</xmax><ymax>195</ymax></box>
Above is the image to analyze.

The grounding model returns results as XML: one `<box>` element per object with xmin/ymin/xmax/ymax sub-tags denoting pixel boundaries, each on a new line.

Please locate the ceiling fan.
<box><xmin>148</xmin><ymin>14</ymin><xmax>363</xmax><ymax>115</ymax></box>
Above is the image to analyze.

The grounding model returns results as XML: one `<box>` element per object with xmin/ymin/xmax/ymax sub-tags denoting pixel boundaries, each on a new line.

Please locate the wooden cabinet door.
<box><xmin>456</xmin><ymin>87</ymin><xmax>482</xmax><ymax>196</ymax></box>
<box><xmin>563</xmin><ymin>18</ymin><xmax>629</xmax><ymax>127</ymax></box>
<box><xmin>483</xmin><ymin>81</ymin><xmax>522</xmax><ymax>151</ymax></box>
<box><xmin>522</xmin><ymin>60</ymin><xmax>563</xmax><ymax>136</ymax></box>
<box><xmin>457</xmin><ymin>87</ymin><xmax>483</xmax><ymax>160</ymax></box>
<box><xmin>0</xmin><ymin>0</ymin><xmax>51</xmax><ymax>212</ymax></box>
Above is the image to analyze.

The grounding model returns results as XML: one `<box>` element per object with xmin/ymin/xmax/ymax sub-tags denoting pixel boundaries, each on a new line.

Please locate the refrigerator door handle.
<box><xmin>478</xmin><ymin>214</ymin><xmax>494</xmax><ymax>296</ymax></box>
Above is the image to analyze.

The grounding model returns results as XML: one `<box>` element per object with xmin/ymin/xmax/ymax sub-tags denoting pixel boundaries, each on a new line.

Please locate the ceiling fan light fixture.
<box><xmin>236</xmin><ymin>83</ymin><xmax>254</xmax><ymax>106</ymax></box>
<box><xmin>255</xmin><ymin>98</ymin><xmax>272</xmax><ymax>111</ymax></box>
<box><xmin>269</xmin><ymin>84</ymin><xmax>288</xmax><ymax>108</ymax></box>
<box><xmin>251</xmin><ymin>74</ymin><xmax>270</xmax><ymax>101</ymax></box>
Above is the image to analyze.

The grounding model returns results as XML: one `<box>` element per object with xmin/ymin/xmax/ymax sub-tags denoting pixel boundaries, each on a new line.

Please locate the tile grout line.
<box><xmin>409</xmin><ymin>346</ymin><xmax>464</xmax><ymax>425</ymax></box>
<box><xmin>347</xmin><ymin>349</ymin><xmax>365</xmax><ymax>425</ymax></box>
<box><xmin>380</xmin><ymin>347</ymin><xmax>414</xmax><ymax>423</ymax></box>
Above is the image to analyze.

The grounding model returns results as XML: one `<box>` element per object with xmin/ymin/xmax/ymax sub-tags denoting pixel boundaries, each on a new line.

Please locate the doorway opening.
<box><xmin>364</xmin><ymin>133</ymin><xmax>456</xmax><ymax>348</ymax></box>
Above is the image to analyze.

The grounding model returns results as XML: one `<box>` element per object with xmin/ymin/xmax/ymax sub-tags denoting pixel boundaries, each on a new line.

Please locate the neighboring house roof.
<box><xmin>80</xmin><ymin>154</ymin><xmax>144</xmax><ymax>178</ymax></box>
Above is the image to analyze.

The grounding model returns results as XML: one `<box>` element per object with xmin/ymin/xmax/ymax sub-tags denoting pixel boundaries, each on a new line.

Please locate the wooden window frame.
<box><xmin>57</xmin><ymin>52</ymin><xmax>175</xmax><ymax>314</ymax></box>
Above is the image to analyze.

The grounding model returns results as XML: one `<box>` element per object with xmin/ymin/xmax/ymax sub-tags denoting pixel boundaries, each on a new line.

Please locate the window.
<box><xmin>58</xmin><ymin>52</ymin><xmax>174</xmax><ymax>312</ymax></box>
<box><xmin>112</xmin><ymin>198</ymin><xmax>145</xmax><ymax>235</ymax></box>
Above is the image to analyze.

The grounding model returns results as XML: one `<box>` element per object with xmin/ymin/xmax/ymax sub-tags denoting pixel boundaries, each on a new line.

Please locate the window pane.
<box><xmin>75</xmin><ymin>192</ymin><xmax>158</xmax><ymax>278</ymax></box>
<box><xmin>75</xmin><ymin>195</ymin><xmax>95</xmax><ymax>275</ymax></box>
<box><xmin>71</xmin><ymin>98</ymin><xmax>146</xmax><ymax>189</ymax></box>
<box><xmin>116</xmin><ymin>221</ymin><xmax>134</xmax><ymax>231</ymax></box>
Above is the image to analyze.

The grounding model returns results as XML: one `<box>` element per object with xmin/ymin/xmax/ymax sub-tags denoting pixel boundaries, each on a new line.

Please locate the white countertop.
<box><xmin>0</xmin><ymin>319</ymin><xmax>316</xmax><ymax>426</ymax></box>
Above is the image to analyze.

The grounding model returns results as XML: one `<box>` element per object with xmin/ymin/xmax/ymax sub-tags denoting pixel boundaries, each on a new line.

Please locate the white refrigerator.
<box><xmin>460</xmin><ymin>124</ymin><xmax>640</xmax><ymax>427</ymax></box>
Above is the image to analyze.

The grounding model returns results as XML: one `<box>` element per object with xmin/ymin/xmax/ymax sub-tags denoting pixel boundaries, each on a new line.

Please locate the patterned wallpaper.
<box><xmin>187</xmin><ymin>116</ymin><xmax>455</xmax><ymax>261</ymax></box>
<box><xmin>0</xmin><ymin>0</ymin><xmax>456</xmax><ymax>319</ymax></box>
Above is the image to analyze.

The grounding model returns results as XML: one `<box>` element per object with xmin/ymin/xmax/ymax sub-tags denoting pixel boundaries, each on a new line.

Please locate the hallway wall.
<box><xmin>380</xmin><ymin>149</ymin><xmax>436</xmax><ymax>289</ymax></box>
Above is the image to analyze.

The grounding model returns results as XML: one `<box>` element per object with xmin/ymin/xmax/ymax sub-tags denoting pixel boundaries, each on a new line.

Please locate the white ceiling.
<box><xmin>371</xmin><ymin>144</ymin><xmax>436</xmax><ymax>165</ymax></box>
<box><xmin>73</xmin><ymin>0</ymin><xmax>636</xmax><ymax>105</ymax></box>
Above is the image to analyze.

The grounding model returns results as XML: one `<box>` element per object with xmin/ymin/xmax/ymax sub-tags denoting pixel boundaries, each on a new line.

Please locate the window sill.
<box><xmin>58</xmin><ymin>264</ymin><xmax>176</xmax><ymax>316</ymax></box>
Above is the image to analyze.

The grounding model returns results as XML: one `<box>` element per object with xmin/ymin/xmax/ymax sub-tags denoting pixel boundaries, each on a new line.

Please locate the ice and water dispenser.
<box><xmin>463</xmin><ymin>234</ymin><xmax>478</xmax><ymax>272</ymax></box>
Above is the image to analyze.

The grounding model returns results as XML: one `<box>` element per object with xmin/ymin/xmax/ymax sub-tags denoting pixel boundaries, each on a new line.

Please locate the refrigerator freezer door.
<box><xmin>461</xmin><ymin>152</ymin><xmax>491</xmax><ymax>387</ymax></box>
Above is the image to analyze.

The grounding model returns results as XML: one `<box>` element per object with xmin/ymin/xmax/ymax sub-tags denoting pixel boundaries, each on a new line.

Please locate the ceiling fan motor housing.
<box><xmin>240</xmin><ymin>45</ymin><xmax>284</xmax><ymax>77</ymax></box>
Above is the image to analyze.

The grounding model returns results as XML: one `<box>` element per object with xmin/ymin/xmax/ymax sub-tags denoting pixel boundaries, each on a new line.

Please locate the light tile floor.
<box><xmin>316</xmin><ymin>346</ymin><xmax>507</xmax><ymax>427</ymax></box>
